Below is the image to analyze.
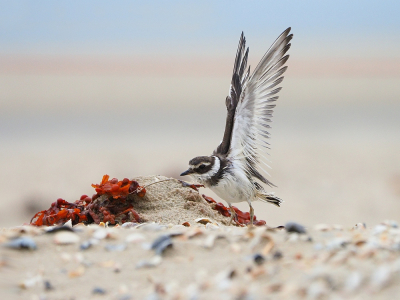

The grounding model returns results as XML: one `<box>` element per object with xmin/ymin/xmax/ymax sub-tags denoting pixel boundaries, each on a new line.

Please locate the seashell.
<box><xmin>68</xmin><ymin>266</ymin><xmax>85</xmax><ymax>278</ymax></box>
<box><xmin>344</xmin><ymin>271</ymin><xmax>363</xmax><ymax>292</ymax></box>
<box><xmin>151</xmin><ymin>235</ymin><xmax>173</xmax><ymax>255</ymax></box>
<box><xmin>205</xmin><ymin>223</ymin><xmax>219</xmax><ymax>230</ymax></box>
<box><xmin>45</xmin><ymin>225</ymin><xmax>75</xmax><ymax>234</ymax></box>
<box><xmin>54</xmin><ymin>231</ymin><xmax>80</xmax><ymax>245</ymax></box>
<box><xmin>285</xmin><ymin>222</ymin><xmax>306</xmax><ymax>234</ymax></box>
<box><xmin>182</xmin><ymin>222</ymin><xmax>191</xmax><ymax>227</ymax></box>
<box><xmin>60</xmin><ymin>252</ymin><xmax>72</xmax><ymax>262</ymax></box>
<box><xmin>203</xmin><ymin>234</ymin><xmax>217</xmax><ymax>248</ymax></box>
<box><xmin>195</xmin><ymin>218</ymin><xmax>214</xmax><ymax>225</ymax></box>
<box><xmin>63</xmin><ymin>219</ymin><xmax>73</xmax><ymax>228</ymax></box>
<box><xmin>4</xmin><ymin>237</ymin><xmax>37</xmax><ymax>250</ymax></box>
<box><xmin>370</xmin><ymin>265</ymin><xmax>392</xmax><ymax>291</ymax></box>
<box><xmin>353</xmin><ymin>223</ymin><xmax>366</xmax><ymax>230</ymax></box>
<box><xmin>105</xmin><ymin>244</ymin><xmax>126</xmax><ymax>252</ymax></box>
<box><xmin>136</xmin><ymin>223</ymin><xmax>164</xmax><ymax>231</ymax></box>
<box><xmin>381</xmin><ymin>220</ymin><xmax>398</xmax><ymax>228</ymax></box>
<box><xmin>314</xmin><ymin>224</ymin><xmax>331</xmax><ymax>231</ymax></box>
<box><xmin>136</xmin><ymin>255</ymin><xmax>162</xmax><ymax>268</ymax></box>
<box><xmin>19</xmin><ymin>275</ymin><xmax>42</xmax><ymax>289</ymax></box>
<box><xmin>372</xmin><ymin>224</ymin><xmax>388</xmax><ymax>235</ymax></box>
<box><xmin>92</xmin><ymin>228</ymin><xmax>118</xmax><ymax>240</ymax></box>
<box><xmin>125</xmin><ymin>233</ymin><xmax>146</xmax><ymax>243</ymax></box>
<box><xmin>80</xmin><ymin>239</ymin><xmax>98</xmax><ymax>250</ymax></box>
<box><xmin>121</xmin><ymin>222</ymin><xmax>139</xmax><ymax>228</ymax></box>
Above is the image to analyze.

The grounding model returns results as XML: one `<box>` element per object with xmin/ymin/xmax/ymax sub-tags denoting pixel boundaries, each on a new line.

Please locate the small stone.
<box><xmin>92</xmin><ymin>287</ymin><xmax>107</xmax><ymax>295</ymax></box>
<box><xmin>272</xmin><ymin>250</ymin><xmax>283</xmax><ymax>260</ymax></box>
<box><xmin>44</xmin><ymin>280</ymin><xmax>54</xmax><ymax>291</ymax></box>
<box><xmin>285</xmin><ymin>222</ymin><xmax>306</xmax><ymax>234</ymax></box>
<box><xmin>253</xmin><ymin>253</ymin><xmax>265</xmax><ymax>265</ymax></box>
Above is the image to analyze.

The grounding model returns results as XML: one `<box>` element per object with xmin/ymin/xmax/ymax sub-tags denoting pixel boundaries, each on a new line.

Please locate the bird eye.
<box><xmin>199</xmin><ymin>164</ymin><xmax>206</xmax><ymax>169</ymax></box>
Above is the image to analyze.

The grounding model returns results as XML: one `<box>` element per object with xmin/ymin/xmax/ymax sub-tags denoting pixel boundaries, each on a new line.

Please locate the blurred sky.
<box><xmin>1</xmin><ymin>0</ymin><xmax>400</xmax><ymax>58</ymax></box>
<box><xmin>0</xmin><ymin>1</ymin><xmax>399</xmax><ymax>227</ymax></box>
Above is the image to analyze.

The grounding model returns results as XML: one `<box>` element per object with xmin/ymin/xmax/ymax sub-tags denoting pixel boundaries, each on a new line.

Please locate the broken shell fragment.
<box><xmin>4</xmin><ymin>237</ymin><xmax>37</xmax><ymax>250</ymax></box>
<box><xmin>54</xmin><ymin>231</ymin><xmax>80</xmax><ymax>245</ymax></box>
<box><xmin>195</xmin><ymin>218</ymin><xmax>214</xmax><ymax>225</ymax></box>
<box><xmin>151</xmin><ymin>235</ymin><xmax>173</xmax><ymax>256</ymax></box>
<box><xmin>136</xmin><ymin>255</ymin><xmax>162</xmax><ymax>269</ymax></box>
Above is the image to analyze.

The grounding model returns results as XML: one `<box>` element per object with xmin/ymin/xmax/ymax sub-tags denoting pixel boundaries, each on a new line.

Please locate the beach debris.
<box><xmin>272</xmin><ymin>250</ymin><xmax>283</xmax><ymax>260</ymax></box>
<box><xmin>182</xmin><ymin>222</ymin><xmax>191</xmax><ymax>227</ymax></box>
<box><xmin>105</xmin><ymin>243</ymin><xmax>127</xmax><ymax>252</ymax></box>
<box><xmin>125</xmin><ymin>233</ymin><xmax>146</xmax><ymax>243</ymax></box>
<box><xmin>195</xmin><ymin>218</ymin><xmax>214</xmax><ymax>225</ymax></box>
<box><xmin>44</xmin><ymin>280</ymin><xmax>54</xmax><ymax>291</ymax></box>
<box><xmin>45</xmin><ymin>225</ymin><xmax>75</xmax><ymax>234</ymax></box>
<box><xmin>136</xmin><ymin>255</ymin><xmax>163</xmax><ymax>269</ymax></box>
<box><xmin>353</xmin><ymin>223</ymin><xmax>367</xmax><ymax>230</ymax></box>
<box><xmin>92</xmin><ymin>287</ymin><xmax>107</xmax><ymax>295</ymax></box>
<box><xmin>3</xmin><ymin>237</ymin><xmax>37</xmax><ymax>250</ymax></box>
<box><xmin>121</xmin><ymin>222</ymin><xmax>139</xmax><ymax>228</ymax></box>
<box><xmin>19</xmin><ymin>275</ymin><xmax>43</xmax><ymax>289</ymax></box>
<box><xmin>285</xmin><ymin>222</ymin><xmax>307</xmax><ymax>234</ymax></box>
<box><xmin>201</xmin><ymin>194</ymin><xmax>266</xmax><ymax>226</ymax></box>
<box><xmin>151</xmin><ymin>235</ymin><xmax>173</xmax><ymax>255</ymax></box>
<box><xmin>80</xmin><ymin>239</ymin><xmax>98</xmax><ymax>250</ymax></box>
<box><xmin>30</xmin><ymin>175</ymin><xmax>146</xmax><ymax>226</ymax></box>
<box><xmin>179</xmin><ymin>180</ymin><xmax>205</xmax><ymax>191</ymax></box>
<box><xmin>68</xmin><ymin>265</ymin><xmax>85</xmax><ymax>278</ymax></box>
<box><xmin>53</xmin><ymin>231</ymin><xmax>80</xmax><ymax>244</ymax></box>
<box><xmin>253</xmin><ymin>253</ymin><xmax>266</xmax><ymax>265</ymax></box>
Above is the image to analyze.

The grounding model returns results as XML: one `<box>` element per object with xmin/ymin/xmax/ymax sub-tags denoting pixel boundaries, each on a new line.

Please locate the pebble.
<box><xmin>92</xmin><ymin>287</ymin><xmax>107</xmax><ymax>295</ymax></box>
<box><xmin>285</xmin><ymin>222</ymin><xmax>307</xmax><ymax>234</ymax></box>
<box><xmin>253</xmin><ymin>253</ymin><xmax>265</xmax><ymax>265</ymax></box>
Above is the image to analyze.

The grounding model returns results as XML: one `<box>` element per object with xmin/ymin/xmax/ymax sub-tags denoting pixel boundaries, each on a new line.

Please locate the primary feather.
<box><xmin>216</xmin><ymin>27</ymin><xmax>292</xmax><ymax>189</ymax></box>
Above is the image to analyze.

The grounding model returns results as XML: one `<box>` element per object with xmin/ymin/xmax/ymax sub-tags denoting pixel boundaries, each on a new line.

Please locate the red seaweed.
<box><xmin>30</xmin><ymin>175</ymin><xmax>145</xmax><ymax>226</ymax></box>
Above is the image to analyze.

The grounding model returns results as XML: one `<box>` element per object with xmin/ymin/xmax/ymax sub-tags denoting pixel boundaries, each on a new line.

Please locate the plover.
<box><xmin>180</xmin><ymin>28</ymin><xmax>292</xmax><ymax>225</ymax></box>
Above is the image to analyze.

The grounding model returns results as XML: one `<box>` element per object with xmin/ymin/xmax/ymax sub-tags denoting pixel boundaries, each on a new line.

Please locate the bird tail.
<box><xmin>258</xmin><ymin>192</ymin><xmax>283</xmax><ymax>207</ymax></box>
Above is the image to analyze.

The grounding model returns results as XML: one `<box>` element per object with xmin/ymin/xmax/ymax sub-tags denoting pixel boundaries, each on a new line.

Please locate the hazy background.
<box><xmin>1</xmin><ymin>1</ymin><xmax>399</xmax><ymax>227</ymax></box>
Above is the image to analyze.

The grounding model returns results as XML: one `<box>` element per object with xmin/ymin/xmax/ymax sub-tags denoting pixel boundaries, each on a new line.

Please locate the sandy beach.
<box><xmin>1</xmin><ymin>177</ymin><xmax>400</xmax><ymax>299</ymax></box>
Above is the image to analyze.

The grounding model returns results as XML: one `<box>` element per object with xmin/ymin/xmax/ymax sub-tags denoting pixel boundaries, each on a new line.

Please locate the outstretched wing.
<box><xmin>214</xmin><ymin>32</ymin><xmax>250</xmax><ymax>156</ymax></box>
<box><xmin>228</xmin><ymin>28</ymin><xmax>292</xmax><ymax>186</ymax></box>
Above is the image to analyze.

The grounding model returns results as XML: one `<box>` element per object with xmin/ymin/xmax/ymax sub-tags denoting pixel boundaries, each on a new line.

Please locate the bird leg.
<box><xmin>249</xmin><ymin>204</ymin><xmax>254</xmax><ymax>227</ymax></box>
<box><xmin>228</xmin><ymin>203</ymin><xmax>237</xmax><ymax>226</ymax></box>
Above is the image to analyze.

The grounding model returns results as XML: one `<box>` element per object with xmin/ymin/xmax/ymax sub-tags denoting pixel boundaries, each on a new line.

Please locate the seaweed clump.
<box><xmin>30</xmin><ymin>175</ymin><xmax>145</xmax><ymax>226</ymax></box>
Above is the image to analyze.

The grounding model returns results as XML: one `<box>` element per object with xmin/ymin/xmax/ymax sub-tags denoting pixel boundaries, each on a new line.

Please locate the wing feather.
<box><xmin>228</xmin><ymin>28</ymin><xmax>292</xmax><ymax>187</ymax></box>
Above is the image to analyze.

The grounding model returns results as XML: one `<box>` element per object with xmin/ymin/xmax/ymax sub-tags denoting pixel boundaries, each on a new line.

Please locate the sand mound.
<box><xmin>130</xmin><ymin>175</ymin><xmax>230</xmax><ymax>225</ymax></box>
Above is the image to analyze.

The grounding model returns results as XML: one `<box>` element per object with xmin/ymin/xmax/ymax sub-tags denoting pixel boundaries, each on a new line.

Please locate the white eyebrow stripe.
<box><xmin>191</xmin><ymin>162</ymin><xmax>211</xmax><ymax>169</ymax></box>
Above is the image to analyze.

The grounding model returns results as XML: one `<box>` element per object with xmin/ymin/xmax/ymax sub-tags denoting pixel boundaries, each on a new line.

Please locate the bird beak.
<box><xmin>180</xmin><ymin>169</ymin><xmax>193</xmax><ymax>176</ymax></box>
